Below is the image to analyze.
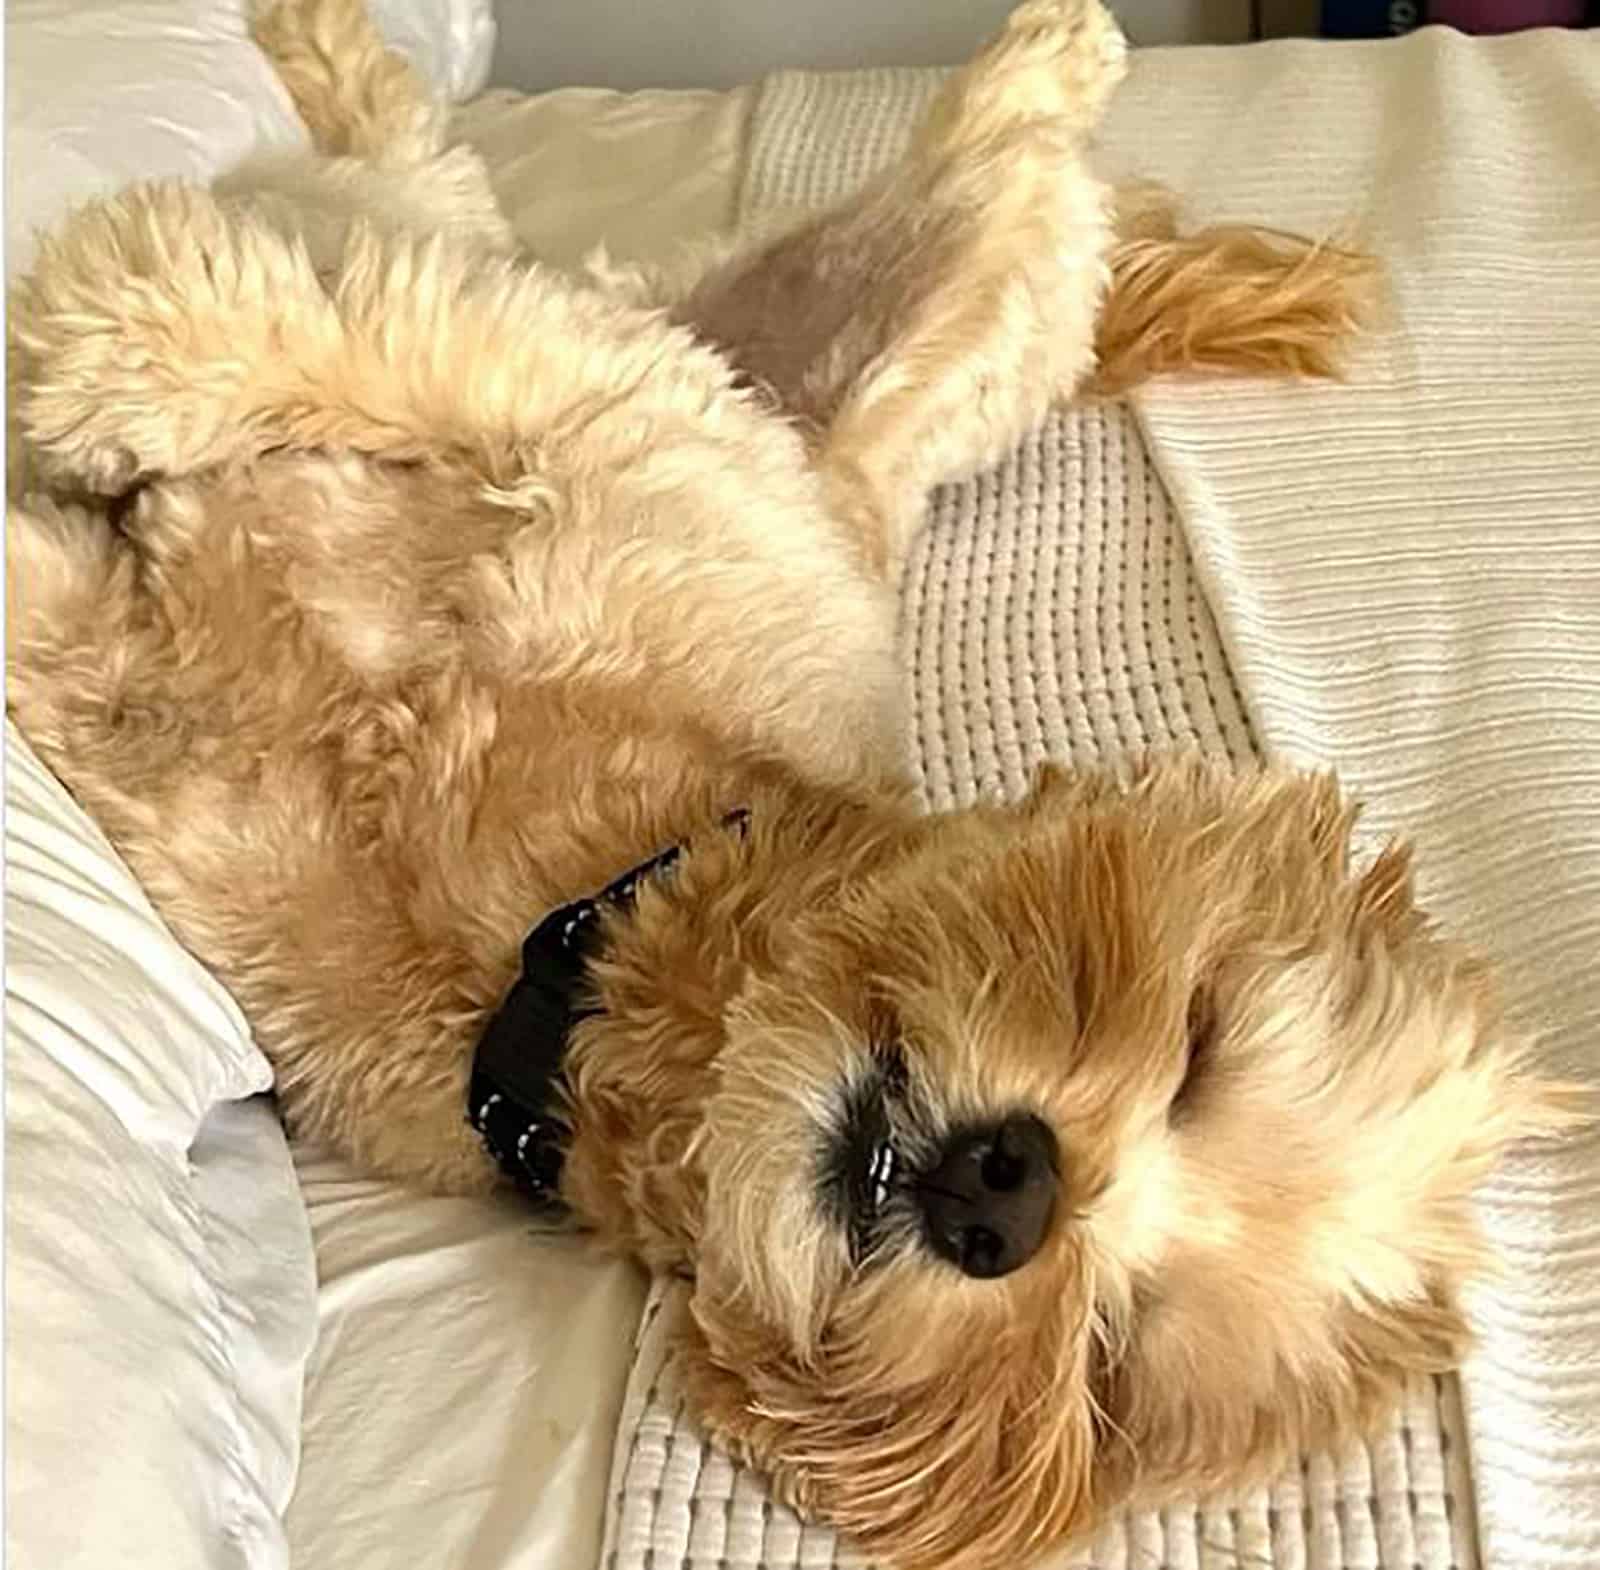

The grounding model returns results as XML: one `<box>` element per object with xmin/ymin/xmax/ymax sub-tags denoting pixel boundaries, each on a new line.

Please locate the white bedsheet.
<box><xmin>452</xmin><ymin>83</ymin><xmax>750</xmax><ymax>270</ymax></box>
<box><xmin>285</xmin><ymin>1146</ymin><xmax>646</xmax><ymax>1570</ymax></box>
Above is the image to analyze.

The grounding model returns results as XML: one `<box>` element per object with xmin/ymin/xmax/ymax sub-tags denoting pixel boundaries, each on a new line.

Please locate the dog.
<box><xmin>5</xmin><ymin>0</ymin><xmax>1579</xmax><ymax>1565</ymax></box>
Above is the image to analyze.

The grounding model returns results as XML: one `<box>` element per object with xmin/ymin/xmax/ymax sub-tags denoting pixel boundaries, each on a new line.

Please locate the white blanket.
<box><xmin>1123</xmin><ymin>29</ymin><xmax>1600</xmax><ymax>1570</ymax></box>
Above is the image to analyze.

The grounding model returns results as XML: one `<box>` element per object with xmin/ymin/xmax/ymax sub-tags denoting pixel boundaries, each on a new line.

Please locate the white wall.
<box><xmin>488</xmin><ymin>0</ymin><xmax>1258</xmax><ymax>93</ymax></box>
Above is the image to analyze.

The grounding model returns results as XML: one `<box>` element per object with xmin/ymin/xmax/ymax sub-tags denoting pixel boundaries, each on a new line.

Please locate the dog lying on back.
<box><xmin>6</xmin><ymin>0</ymin><xmax>1577</xmax><ymax>1565</ymax></box>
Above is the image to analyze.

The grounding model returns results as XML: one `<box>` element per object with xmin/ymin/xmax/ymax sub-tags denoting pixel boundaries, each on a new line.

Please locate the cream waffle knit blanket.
<box><xmin>602</xmin><ymin>27</ymin><xmax>1600</xmax><ymax>1570</ymax></box>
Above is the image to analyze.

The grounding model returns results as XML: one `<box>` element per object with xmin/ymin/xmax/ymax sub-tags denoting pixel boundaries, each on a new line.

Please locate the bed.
<box><xmin>7</xmin><ymin>6</ymin><xmax>1598</xmax><ymax>1570</ymax></box>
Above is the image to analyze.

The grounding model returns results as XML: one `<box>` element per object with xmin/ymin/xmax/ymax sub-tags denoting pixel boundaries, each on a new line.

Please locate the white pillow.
<box><xmin>5</xmin><ymin>721</ymin><xmax>319</xmax><ymax>1570</ymax></box>
<box><xmin>5</xmin><ymin>0</ymin><xmax>302</xmax><ymax>278</ymax></box>
<box><xmin>4</xmin><ymin>0</ymin><xmax>497</xmax><ymax>278</ymax></box>
<box><xmin>368</xmin><ymin>0</ymin><xmax>496</xmax><ymax>102</ymax></box>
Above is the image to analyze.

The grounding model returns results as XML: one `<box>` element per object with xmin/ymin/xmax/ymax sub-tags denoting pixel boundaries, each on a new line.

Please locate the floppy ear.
<box><xmin>673</xmin><ymin>1267</ymin><xmax>1102</xmax><ymax>1570</ymax></box>
<box><xmin>670</xmin><ymin>0</ymin><xmax>1128</xmax><ymax>577</ymax></box>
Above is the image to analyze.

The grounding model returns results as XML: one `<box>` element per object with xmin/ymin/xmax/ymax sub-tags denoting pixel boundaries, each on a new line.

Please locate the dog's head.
<box><xmin>661</xmin><ymin>761</ymin><xmax>1574</xmax><ymax>1569</ymax></box>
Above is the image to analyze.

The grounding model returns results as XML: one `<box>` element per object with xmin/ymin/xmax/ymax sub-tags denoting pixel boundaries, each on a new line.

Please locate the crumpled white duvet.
<box><xmin>5</xmin><ymin>722</ymin><xmax>318</xmax><ymax>1570</ymax></box>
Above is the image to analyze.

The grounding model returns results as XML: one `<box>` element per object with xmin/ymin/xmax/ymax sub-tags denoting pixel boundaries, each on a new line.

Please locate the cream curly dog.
<box><xmin>6</xmin><ymin>0</ymin><xmax>1576</xmax><ymax>1565</ymax></box>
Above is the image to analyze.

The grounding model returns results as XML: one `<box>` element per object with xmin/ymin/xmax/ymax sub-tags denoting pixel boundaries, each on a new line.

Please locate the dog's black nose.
<box><xmin>916</xmin><ymin>1115</ymin><xmax>1058</xmax><ymax>1279</ymax></box>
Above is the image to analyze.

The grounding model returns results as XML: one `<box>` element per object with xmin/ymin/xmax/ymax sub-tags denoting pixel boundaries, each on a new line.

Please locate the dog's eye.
<box><xmin>825</xmin><ymin>1040</ymin><xmax>911</xmax><ymax>1266</ymax></box>
<box><xmin>1170</xmin><ymin>988</ymin><xmax>1215</xmax><ymax>1121</ymax></box>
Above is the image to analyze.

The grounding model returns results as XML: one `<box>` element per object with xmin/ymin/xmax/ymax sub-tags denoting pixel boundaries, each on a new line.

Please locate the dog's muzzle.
<box><xmin>827</xmin><ymin>1054</ymin><xmax>1059</xmax><ymax>1279</ymax></box>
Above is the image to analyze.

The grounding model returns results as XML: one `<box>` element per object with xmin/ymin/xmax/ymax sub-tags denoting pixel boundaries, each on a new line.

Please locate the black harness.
<box><xmin>467</xmin><ymin>810</ymin><xmax>749</xmax><ymax>1201</ymax></box>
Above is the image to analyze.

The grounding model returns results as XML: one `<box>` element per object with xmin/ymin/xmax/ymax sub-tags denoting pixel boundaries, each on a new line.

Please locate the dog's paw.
<box><xmin>974</xmin><ymin>0</ymin><xmax>1129</xmax><ymax>129</ymax></box>
<box><xmin>9</xmin><ymin>182</ymin><xmax>282</xmax><ymax>493</ymax></box>
<box><xmin>12</xmin><ymin>345</ymin><xmax>179</xmax><ymax>498</ymax></box>
<box><xmin>913</xmin><ymin>0</ymin><xmax>1128</xmax><ymax>161</ymax></box>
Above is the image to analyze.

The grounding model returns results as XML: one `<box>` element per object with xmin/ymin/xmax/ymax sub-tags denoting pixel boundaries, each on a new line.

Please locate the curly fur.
<box><xmin>4</xmin><ymin>1</ymin><xmax>1579</xmax><ymax>1566</ymax></box>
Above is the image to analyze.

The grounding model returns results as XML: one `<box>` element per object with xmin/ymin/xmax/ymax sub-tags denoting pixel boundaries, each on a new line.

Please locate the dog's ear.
<box><xmin>675</xmin><ymin>1261</ymin><xmax>1101</xmax><ymax>1570</ymax></box>
<box><xmin>667</xmin><ymin>0</ymin><xmax>1128</xmax><ymax>577</ymax></box>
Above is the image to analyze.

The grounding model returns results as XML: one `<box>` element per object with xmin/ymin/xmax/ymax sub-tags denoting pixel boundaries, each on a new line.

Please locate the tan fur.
<box><xmin>4</xmin><ymin>2</ymin><xmax>1582</xmax><ymax>1567</ymax></box>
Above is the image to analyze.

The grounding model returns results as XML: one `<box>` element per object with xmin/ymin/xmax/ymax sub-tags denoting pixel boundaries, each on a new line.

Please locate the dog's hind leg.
<box><xmin>666</xmin><ymin>0</ymin><xmax>1371</xmax><ymax>578</ymax></box>
<box><xmin>670</xmin><ymin>0</ymin><xmax>1128</xmax><ymax>577</ymax></box>
<box><xmin>251</xmin><ymin>0</ymin><xmax>445</xmax><ymax>165</ymax></box>
<box><xmin>214</xmin><ymin>0</ymin><xmax>512</xmax><ymax>268</ymax></box>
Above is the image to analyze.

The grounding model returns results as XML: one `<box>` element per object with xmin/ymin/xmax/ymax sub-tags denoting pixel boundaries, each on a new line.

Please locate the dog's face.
<box><xmin>669</xmin><ymin>764</ymin><xmax>1567</xmax><ymax>1569</ymax></box>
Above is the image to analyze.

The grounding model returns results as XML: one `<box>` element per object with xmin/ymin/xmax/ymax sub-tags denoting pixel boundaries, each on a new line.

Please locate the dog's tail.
<box><xmin>1090</xmin><ymin>185</ymin><xmax>1380</xmax><ymax>396</ymax></box>
<box><xmin>251</xmin><ymin>0</ymin><xmax>444</xmax><ymax>164</ymax></box>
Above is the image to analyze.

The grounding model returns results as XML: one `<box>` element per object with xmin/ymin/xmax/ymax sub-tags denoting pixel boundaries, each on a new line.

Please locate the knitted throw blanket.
<box><xmin>1121</xmin><ymin>32</ymin><xmax>1600</xmax><ymax>1570</ymax></box>
<box><xmin>602</xmin><ymin>29</ymin><xmax>1600</xmax><ymax>1570</ymax></box>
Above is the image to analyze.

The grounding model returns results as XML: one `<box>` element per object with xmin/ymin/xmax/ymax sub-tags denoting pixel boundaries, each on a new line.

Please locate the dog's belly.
<box><xmin>264</xmin><ymin>447</ymin><xmax>907</xmax><ymax>795</ymax></box>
